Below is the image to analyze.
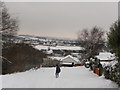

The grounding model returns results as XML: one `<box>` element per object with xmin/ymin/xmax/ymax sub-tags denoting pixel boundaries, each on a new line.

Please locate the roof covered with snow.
<box><xmin>48</xmin><ymin>56</ymin><xmax>63</xmax><ymax>61</ymax></box>
<box><xmin>96</xmin><ymin>52</ymin><xmax>115</xmax><ymax>61</ymax></box>
<box><xmin>101</xmin><ymin>60</ymin><xmax>118</xmax><ymax>68</ymax></box>
<box><xmin>35</xmin><ymin>45</ymin><xmax>83</xmax><ymax>51</ymax></box>
<box><xmin>61</xmin><ymin>55</ymin><xmax>80</xmax><ymax>63</ymax></box>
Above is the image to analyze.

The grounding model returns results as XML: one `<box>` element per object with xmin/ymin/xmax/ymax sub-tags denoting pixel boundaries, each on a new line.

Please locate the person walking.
<box><xmin>55</xmin><ymin>64</ymin><xmax>61</xmax><ymax>78</ymax></box>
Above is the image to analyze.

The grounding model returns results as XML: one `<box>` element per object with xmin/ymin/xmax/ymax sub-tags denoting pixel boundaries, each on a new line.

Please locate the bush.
<box><xmin>107</xmin><ymin>20</ymin><xmax>120</xmax><ymax>86</ymax></box>
<box><xmin>104</xmin><ymin>63</ymin><xmax>120</xmax><ymax>86</ymax></box>
<box><xmin>2</xmin><ymin>42</ymin><xmax>46</xmax><ymax>74</ymax></box>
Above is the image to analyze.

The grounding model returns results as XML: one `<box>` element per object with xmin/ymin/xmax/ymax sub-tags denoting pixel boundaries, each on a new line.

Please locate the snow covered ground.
<box><xmin>35</xmin><ymin>45</ymin><xmax>83</xmax><ymax>50</ymax></box>
<box><xmin>0</xmin><ymin>75</ymin><xmax>2</xmax><ymax>89</ymax></box>
<box><xmin>2</xmin><ymin>66</ymin><xmax>118</xmax><ymax>88</ymax></box>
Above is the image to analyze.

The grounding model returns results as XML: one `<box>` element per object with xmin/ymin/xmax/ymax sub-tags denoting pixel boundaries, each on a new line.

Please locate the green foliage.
<box><xmin>107</xmin><ymin>20</ymin><xmax>120</xmax><ymax>86</ymax></box>
<box><xmin>108</xmin><ymin>20</ymin><xmax>120</xmax><ymax>61</ymax></box>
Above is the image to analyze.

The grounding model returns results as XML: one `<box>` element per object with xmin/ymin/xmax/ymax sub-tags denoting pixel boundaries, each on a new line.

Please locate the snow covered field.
<box><xmin>35</xmin><ymin>45</ymin><xmax>83</xmax><ymax>50</ymax></box>
<box><xmin>2</xmin><ymin>66</ymin><xmax>118</xmax><ymax>88</ymax></box>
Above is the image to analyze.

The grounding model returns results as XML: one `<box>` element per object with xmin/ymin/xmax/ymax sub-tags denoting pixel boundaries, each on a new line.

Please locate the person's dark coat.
<box><xmin>56</xmin><ymin>65</ymin><xmax>61</xmax><ymax>74</ymax></box>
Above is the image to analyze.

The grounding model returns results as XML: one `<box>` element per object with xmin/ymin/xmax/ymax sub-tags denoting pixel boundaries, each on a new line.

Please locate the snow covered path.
<box><xmin>2</xmin><ymin>66</ymin><xmax>118</xmax><ymax>88</ymax></box>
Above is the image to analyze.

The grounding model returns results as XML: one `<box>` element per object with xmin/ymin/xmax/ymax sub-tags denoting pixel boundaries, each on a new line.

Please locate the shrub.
<box><xmin>104</xmin><ymin>63</ymin><xmax>120</xmax><ymax>86</ymax></box>
<box><xmin>2</xmin><ymin>42</ymin><xmax>46</xmax><ymax>74</ymax></box>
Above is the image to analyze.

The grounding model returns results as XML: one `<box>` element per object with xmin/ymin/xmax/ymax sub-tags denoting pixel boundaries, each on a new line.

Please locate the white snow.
<box><xmin>85</xmin><ymin>61</ymin><xmax>90</xmax><ymax>64</ymax></box>
<box><xmin>96</xmin><ymin>52</ymin><xmax>115</xmax><ymax>61</ymax></box>
<box><xmin>2</xmin><ymin>66</ymin><xmax>118</xmax><ymax>88</ymax></box>
<box><xmin>61</xmin><ymin>55</ymin><xmax>80</xmax><ymax>64</ymax></box>
<box><xmin>0</xmin><ymin>75</ymin><xmax>2</xmax><ymax>90</ymax></box>
<box><xmin>18</xmin><ymin>35</ymin><xmax>39</xmax><ymax>40</ymax></box>
<box><xmin>62</xmin><ymin>62</ymin><xmax>73</xmax><ymax>65</ymax></box>
<box><xmin>101</xmin><ymin>62</ymin><xmax>110</xmax><ymax>67</ymax></box>
<box><xmin>48</xmin><ymin>56</ymin><xmax>63</xmax><ymax>61</ymax></box>
<box><xmin>109</xmin><ymin>60</ymin><xmax>118</xmax><ymax>67</ymax></box>
<box><xmin>48</xmin><ymin>55</ymin><xmax>80</xmax><ymax>63</ymax></box>
<box><xmin>101</xmin><ymin>60</ymin><xmax>118</xmax><ymax>68</ymax></box>
<box><xmin>46</xmin><ymin>49</ymin><xmax>53</xmax><ymax>54</ymax></box>
<box><xmin>35</xmin><ymin>45</ymin><xmax>83</xmax><ymax>51</ymax></box>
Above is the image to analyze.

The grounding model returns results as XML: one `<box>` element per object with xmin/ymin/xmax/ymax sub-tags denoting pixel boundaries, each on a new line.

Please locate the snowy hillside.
<box><xmin>2</xmin><ymin>66</ymin><xmax>118</xmax><ymax>88</ymax></box>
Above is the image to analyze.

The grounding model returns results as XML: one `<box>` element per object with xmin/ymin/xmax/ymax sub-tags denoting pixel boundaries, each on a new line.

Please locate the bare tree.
<box><xmin>0</xmin><ymin>2</ymin><xmax>19</xmax><ymax>42</ymax></box>
<box><xmin>78</xmin><ymin>26</ymin><xmax>105</xmax><ymax>60</ymax></box>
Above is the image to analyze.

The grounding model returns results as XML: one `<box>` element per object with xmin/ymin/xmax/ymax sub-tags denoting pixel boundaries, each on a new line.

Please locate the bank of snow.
<box><xmin>2</xmin><ymin>66</ymin><xmax>118</xmax><ymax>88</ymax></box>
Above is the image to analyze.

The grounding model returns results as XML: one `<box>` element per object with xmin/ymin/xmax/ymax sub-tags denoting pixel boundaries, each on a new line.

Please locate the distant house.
<box><xmin>95</xmin><ymin>52</ymin><xmax>115</xmax><ymax>62</ymax></box>
<box><xmin>60</xmin><ymin>55</ymin><xmax>81</xmax><ymax>66</ymax></box>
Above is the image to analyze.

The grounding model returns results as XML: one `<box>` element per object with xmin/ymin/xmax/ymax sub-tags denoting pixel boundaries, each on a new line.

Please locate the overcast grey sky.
<box><xmin>6</xmin><ymin>2</ymin><xmax>118</xmax><ymax>39</ymax></box>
